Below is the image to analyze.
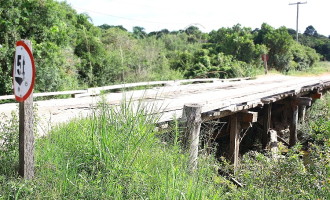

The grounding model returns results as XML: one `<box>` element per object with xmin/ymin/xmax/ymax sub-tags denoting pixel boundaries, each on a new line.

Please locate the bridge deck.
<box><xmin>1</xmin><ymin>75</ymin><xmax>330</xmax><ymax>135</ymax></box>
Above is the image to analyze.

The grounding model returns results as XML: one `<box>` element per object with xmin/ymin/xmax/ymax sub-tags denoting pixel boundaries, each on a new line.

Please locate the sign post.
<box><xmin>13</xmin><ymin>40</ymin><xmax>36</xmax><ymax>179</ymax></box>
<box><xmin>261</xmin><ymin>54</ymin><xmax>269</xmax><ymax>75</ymax></box>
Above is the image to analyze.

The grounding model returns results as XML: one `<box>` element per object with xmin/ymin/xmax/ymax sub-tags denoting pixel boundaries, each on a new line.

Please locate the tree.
<box><xmin>304</xmin><ymin>25</ymin><xmax>318</xmax><ymax>37</ymax></box>
<box><xmin>133</xmin><ymin>26</ymin><xmax>146</xmax><ymax>39</ymax></box>
<box><xmin>209</xmin><ymin>24</ymin><xmax>257</xmax><ymax>63</ymax></box>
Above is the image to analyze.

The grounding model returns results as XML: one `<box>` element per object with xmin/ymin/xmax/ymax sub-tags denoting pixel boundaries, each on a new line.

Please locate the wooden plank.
<box><xmin>0</xmin><ymin>95</ymin><xmax>15</xmax><ymax>100</ymax></box>
<box><xmin>0</xmin><ymin>91</ymin><xmax>87</xmax><ymax>100</ymax></box>
<box><xmin>34</xmin><ymin>90</ymin><xmax>87</xmax><ymax>97</ymax></box>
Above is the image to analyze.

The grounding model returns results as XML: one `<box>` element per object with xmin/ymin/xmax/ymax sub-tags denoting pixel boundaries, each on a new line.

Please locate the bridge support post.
<box><xmin>289</xmin><ymin>99</ymin><xmax>298</xmax><ymax>147</ymax></box>
<box><xmin>297</xmin><ymin>97</ymin><xmax>312</xmax><ymax>122</ymax></box>
<box><xmin>298</xmin><ymin>105</ymin><xmax>306</xmax><ymax>122</ymax></box>
<box><xmin>182</xmin><ymin>103</ymin><xmax>202</xmax><ymax>173</ymax></box>
<box><xmin>229</xmin><ymin>113</ymin><xmax>240</xmax><ymax>170</ymax></box>
<box><xmin>262</xmin><ymin>103</ymin><xmax>272</xmax><ymax>149</ymax></box>
<box><xmin>269</xmin><ymin>129</ymin><xmax>278</xmax><ymax>159</ymax></box>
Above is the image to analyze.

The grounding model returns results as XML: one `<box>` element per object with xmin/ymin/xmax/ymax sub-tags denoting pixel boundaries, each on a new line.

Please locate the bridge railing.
<box><xmin>0</xmin><ymin>77</ymin><xmax>250</xmax><ymax>101</ymax></box>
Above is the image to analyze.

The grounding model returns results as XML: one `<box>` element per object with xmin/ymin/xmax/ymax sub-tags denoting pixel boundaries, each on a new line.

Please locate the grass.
<box><xmin>287</xmin><ymin>61</ymin><xmax>330</xmax><ymax>76</ymax></box>
<box><xmin>0</xmin><ymin>94</ymin><xmax>329</xmax><ymax>199</ymax></box>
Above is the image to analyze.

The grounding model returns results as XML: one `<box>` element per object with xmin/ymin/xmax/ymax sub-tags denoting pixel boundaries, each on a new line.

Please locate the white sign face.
<box><xmin>13</xmin><ymin>41</ymin><xmax>35</xmax><ymax>102</ymax></box>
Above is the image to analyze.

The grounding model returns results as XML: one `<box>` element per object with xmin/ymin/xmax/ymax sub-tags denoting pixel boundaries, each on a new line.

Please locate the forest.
<box><xmin>1</xmin><ymin>0</ymin><xmax>330</xmax><ymax>96</ymax></box>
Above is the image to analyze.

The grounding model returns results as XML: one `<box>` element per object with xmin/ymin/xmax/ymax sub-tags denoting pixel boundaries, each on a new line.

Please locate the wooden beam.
<box><xmin>295</xmin><ymin>97</ymin><xmax>311</xmax><ymax>122</ymax></box>
<box><xmin>277</xmin><ymin>135</ymin><xmax>290</xmax><ymax>146</ymax></box>
<box><xmin>262</xmin><ymin>103</ymin><xmax>272</xmax><ymax>149</ymax></box>
<box><xmin>181</xmin><ymin>103</ymin><xmax>202</xmax><ymax>172</ymax></box>
<box><xmin>311</xmin><ymin>92</ymin><xmax>322</xmax><ymax>99</ymax></box>
<box><xmin>229</xmin><ymin>113</ymin><xmax>240</xmax><ymax>170</ymax></box>
<box><xmin>239</xmin><ymin>111</ymin><xmax>258</xmax><ymax>123</ymax></box>
<box><xmin>296</xmin><ymin>97</ymin><xmax>312</xmax><ymax>106</ymax></box>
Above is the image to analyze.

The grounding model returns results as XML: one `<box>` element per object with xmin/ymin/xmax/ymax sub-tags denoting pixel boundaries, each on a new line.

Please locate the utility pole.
<box><xmin>289</xmin><ymin>1</ymin><xmax>307</xmax><ymax>42</ymax></box>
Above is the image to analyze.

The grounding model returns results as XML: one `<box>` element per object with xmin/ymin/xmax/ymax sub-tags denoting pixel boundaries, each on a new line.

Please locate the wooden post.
<box><xmin>269</xmin><ymin>129</ymin><xmax>278</xmax><ymax>159</ymax></box>
<box><xmin>262</xmin><ymin>103</ymin><xmax>272</xmax><ymax>149</ymax></box>
<box><xmin>264</xmin><ymin>58</ymin><xmax>268</xmax><ymax>75</ymax></box>
<box><xmin>297</xmin><ymin>97</ymin><xmax>312</xmax><ymax>122</ymax></box>
<box><xmin>18</xmin><ymin>40</ymin><xmax>34</xmax><ymax>179</ymax></box>
<box><xmin>182</xmin><ymin>103</ymin><xmax>202</xmax><ymax>172</ymax></box>
<box><xmin>229</xmin><ymin>113</ymin><xmax>240</xmax><ymax>170</ymax></box>
<box><xmin>298</xmin><ymin>105</ymin><xmax>306</xmax><ymax>122</ymax></box>
<box><xmin>289</xmin><ymin>102</ymin><xmax>298</xmax><ymax>147</ymax></box>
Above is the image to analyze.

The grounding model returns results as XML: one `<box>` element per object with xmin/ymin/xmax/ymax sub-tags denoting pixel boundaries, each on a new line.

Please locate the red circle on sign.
<box><xmin>13</xmin><ymin>41</ymin><xmax>36</xmax><ymax>102</ymax></box>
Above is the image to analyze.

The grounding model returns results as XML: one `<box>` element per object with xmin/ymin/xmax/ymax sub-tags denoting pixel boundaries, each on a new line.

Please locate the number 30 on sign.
<box><xmin>13</xmin><ymin>41</ymin><xmax>36</xmax><ymax>102</ymax></box>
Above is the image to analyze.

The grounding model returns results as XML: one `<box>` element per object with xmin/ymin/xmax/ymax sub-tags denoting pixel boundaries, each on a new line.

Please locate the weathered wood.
<box><xmin>18</xmin><ymin>40</ymin><xmax>34</xmax><ymax>179</ymax></box>
<box><xmin>289</xmin><ymin>103</ymin><xmax>299</xmax><ymax>147</ymax></box>
<box><xmin>298</xmin><ymin>105</ymin><xmax>306</xmax><ymax>122</ymax></box>
<box><xmin>2</xmin><ymin>74</ymin><xmax>330</xmax><ymax>135</ymax></box>
<box><xmin>297</xmin><ymin>97</ymin><xmax>312</xmax><ymax>106</ymax></box>
<box><xmin>0</xmin><ymin>95</ymin><xmax>15</xmax><ymax>100</ymax></box>
<box><xmin>311</xmin><ymin>92</ymin><xmax>322</xmax><ymax>99</ymax></box>
<box><xmin>262</xmin><ymin>103</ymin><xmax>272</xmax><ymax>149</ymax></box>
<box><xmin>239</xmin><ymin>111</ymin><xmax>258</xmax><ymax>123</ymax></box>
<box><xmin>277</xmin><ymin>135</ymin><xmax>290</xmax><ymax>146</ymax></box>
<box><xmin>181</xmin><ymin>103</ymin><xmax>202</xmax><ymax>172</ymax></box>
<box><xmin>241</xmin><ymin>122</ymin><xmax>252</xmax><ymax>129</ymax></box>
<box><xmin>229</xmin><ymin>113</ymin><xmax>240</xmax><ymax>170</ymax></box>
<box><xmin>269</xmin><ymin>129</ymin><xmax>278</xmax><ymax>159</ymax></box>
<box><xmin>295</xmin><ymin>97</ymin><xmax>311</xmax><ymax>122</ymax></box>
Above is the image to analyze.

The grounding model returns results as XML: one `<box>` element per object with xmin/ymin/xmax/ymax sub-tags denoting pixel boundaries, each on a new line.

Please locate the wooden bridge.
<box><xmin>1</xmin><ymin>74</ymin><xmax>330</xmax><ymax>169</ymax></box>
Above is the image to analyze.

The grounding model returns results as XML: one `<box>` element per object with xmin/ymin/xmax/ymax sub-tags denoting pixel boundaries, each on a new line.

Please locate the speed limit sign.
<box><xmin>13</xmin><ymin>41</ymin><xmax>36</xmax><ymax>102</ymax></box>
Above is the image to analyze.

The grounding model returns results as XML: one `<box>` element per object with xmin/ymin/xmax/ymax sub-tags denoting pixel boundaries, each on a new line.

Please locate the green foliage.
<box><xmin>1</xmin><ymin>0</ymin><xmax>328</xmax><ymax>96</ymax></box>
<box><xmin>0</xmin><ymin>0</ymin><xmax>85</xmax><ymax>93</ymax></box>
<box><xmin>0</xmin><ymin>112</ymin><xmax>19</xmax><ymax>177</ymax></box>
<box><xmin>290</xmin><ymin>42</ymin><xmax>320</xmax><ymax>71</ymax></box>
<box><xmin>209</xmin><ymin>24</ymin><xmax>257</xmax><ymax>64</ymax></box>
<box><xmin>0</xmin><ymin>100</ymin><xmax>223</xmax><ymax>199</ymax></box>
<box><xmin>1</xmin><ymin>94</ymin><xmax>330</xmax><ymax>199</ymax></box>
<box><xmin>262</xmin><ymin>25</ymin><xmax>294</xmax><ymax>71</ymax></box>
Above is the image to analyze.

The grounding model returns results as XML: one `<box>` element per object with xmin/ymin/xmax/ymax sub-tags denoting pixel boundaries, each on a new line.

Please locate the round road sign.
<box><xmin>13</xmin><ymin>41</ymin><xmax>36</xmax><ymax>102</ymax></box>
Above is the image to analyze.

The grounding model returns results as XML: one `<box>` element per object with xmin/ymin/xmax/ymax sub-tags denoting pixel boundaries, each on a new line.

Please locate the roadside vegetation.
<box><xmin>1</xmin><ymin>0</ymin><xmax>330</xmax><ymax>199</ymax></box>
<box><xmin>1</xmin><ymin>0</ymin><xmax>330</xmax><ymax>96</ymax></box>
<box><xmin>0</xmin><ymin>94</ymin><xmax>329</xmax><ymax>199</ymax></box>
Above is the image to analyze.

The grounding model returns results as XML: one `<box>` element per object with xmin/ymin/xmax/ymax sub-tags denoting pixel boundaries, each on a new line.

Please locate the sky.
<box><xmin>57</xmin><ymin>0</ymin><xmax>330</xmax><ymax>36</ymax></box>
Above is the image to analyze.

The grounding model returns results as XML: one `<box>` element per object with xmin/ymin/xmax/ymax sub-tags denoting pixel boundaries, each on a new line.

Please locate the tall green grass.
<box><xmin>0</xmin><ymin>100</ymin><xmax>224</xmax><ymax>199</ymax></box>
<box><xmin>0</xmin><ymin>94</ymin><xmax>329</xmax><ymax>199</ymax></box>
<box><xmin>287</xmin><ymin>61</ymin><xmax>330</xmax><ymax>76</ymax></box>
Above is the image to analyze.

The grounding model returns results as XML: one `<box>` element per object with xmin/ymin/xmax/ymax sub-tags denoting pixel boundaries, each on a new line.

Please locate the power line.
<box><xmin>71</xmin><ymin>5</ymin><xmax>188</xmax><ymax>25</ymax></box>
